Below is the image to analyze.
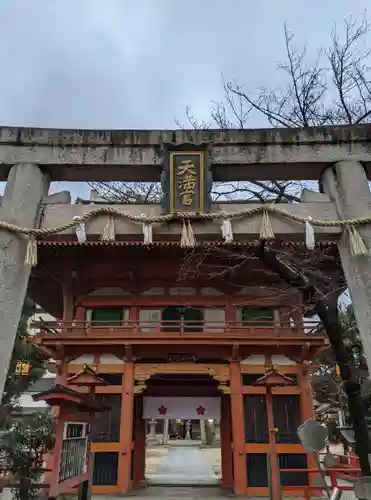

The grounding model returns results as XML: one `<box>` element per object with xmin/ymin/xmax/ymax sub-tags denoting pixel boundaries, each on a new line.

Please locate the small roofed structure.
<box><xmin>32</xmin><ymin>384</ymin><xmax>108</xmax><ymax>413</ymax></box>
<box><xmin>66</xmin><ymin>363</ymin><xmax>108</xmax><ymax>390</ymax></box>
<box><xmin>33</xmin><ymin>368</ymin><xmax>109</xmax><ymax>499</ymax></box>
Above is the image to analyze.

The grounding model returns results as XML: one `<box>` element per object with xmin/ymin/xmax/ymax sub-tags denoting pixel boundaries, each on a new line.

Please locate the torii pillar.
<box><xmin>0</xmin><ymin>164</ymin><xmax>50</xmax><ymax>402</ymax></box>
<box><xmin>322</xmin><ymin>160</ymin><xmax>371</xmax><ymax>370</ymax></box>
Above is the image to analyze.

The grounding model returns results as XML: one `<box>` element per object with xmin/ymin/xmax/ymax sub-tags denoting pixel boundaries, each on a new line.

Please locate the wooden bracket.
<box><xmin>217</xmin><ymin>383</ymin><xmax>231</xmax><ymax>395</ymax></box>
<box><xmin>134</xmin><ymin>382</ymin><xmax>147</xmax><ymax>394</ymax></box>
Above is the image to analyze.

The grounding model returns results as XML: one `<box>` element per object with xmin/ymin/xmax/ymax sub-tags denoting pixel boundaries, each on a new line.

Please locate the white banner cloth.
<box><xmin>143</xmin><ymin>397</ymin><xmax>221</xmax><ymax>420</ymax></box>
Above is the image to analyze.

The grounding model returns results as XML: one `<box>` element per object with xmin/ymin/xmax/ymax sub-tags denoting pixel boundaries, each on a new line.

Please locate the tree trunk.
<box><xmin>256</xmin><ymin>241</ymin><xmax>371</xmax><ymax>476</ymax></box>
<box><xmin>316</xmin><ymin>299</ymin><xmax>371</xmax><ymax>476</ymax></box>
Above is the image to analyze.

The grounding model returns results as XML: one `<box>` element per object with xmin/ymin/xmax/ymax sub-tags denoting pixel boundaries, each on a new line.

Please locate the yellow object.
<box><xmin>21</xmin><ymin>362</ymin><xmax>30</xmax><ymax>375</ymax></box>
<box><xmin>14</xmin><ymin>361</ymin><xmax>30</xmax><ymax>376</ymax></box>
<box><xmin>335</xmin><ymin>364</ymin><xmax>340</xmax><ymax>377</ymax></box>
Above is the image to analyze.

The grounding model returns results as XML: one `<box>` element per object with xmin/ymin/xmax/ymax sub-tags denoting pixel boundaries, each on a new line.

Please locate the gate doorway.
<box><xmin>131</xmin><ymin>364</ymin><xmax>232</xmax><ymax>490</ymax></box>
<box><xmin>144</xmin><ymin>394</ymin><xmax>221</xmax><ymax>485</ymax></box>
<box><xmin>138</xmin><ymin>373</ymin><xmax>225</xmax><ymax>486</ymax></box>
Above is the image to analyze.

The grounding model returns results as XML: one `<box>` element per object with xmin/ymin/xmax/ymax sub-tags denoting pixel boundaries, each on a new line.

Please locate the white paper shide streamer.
<box><xmin>73</xmin><ymin>216</ymin><xmax>87</xmax><ymax>244</ymax></box>
<box><xmin>221</xmin><ymin>218</ymin><xmax>233</xmax><ymax>243</ymax></box>
<box><xmin>141</xmin><ymin>215</ymin><xmax>153</xmax><ymax>244</ymax></box>
<box><xmin>305</xmin><ymin>216</ymin><xmax>315</xmax><ymax>250</ymax></box>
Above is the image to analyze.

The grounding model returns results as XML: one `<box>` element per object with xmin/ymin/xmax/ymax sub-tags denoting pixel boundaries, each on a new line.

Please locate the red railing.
<box><xmin>32</xmin><ymin>319</ymin><xmax>324</xmax><ymax>339</ymax></box>
<box><xmin>280</xmin><ymin>466</ymin><xmax>360</xmax><ymax>499</ymax></box>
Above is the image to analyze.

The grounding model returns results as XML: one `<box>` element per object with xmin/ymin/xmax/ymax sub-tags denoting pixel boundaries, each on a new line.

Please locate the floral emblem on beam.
<box><xmin>158</xmin><ymin>405</ymin><xmax>167</xmax><ymax>416</ymax></box>
<box><xmin>196</xmin><ymin>406</ymin><xmax>206</xmax><ymax>416</ymax></box>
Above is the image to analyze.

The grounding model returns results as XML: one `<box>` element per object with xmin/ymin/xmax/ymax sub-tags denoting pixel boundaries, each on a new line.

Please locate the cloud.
<box><xmin>0</xmin><ymin>0</ymin><xmax>367</xmax><ymax>129</ymax></box>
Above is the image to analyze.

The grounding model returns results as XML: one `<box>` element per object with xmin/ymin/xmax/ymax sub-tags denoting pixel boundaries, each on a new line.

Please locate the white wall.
<box><xmin>18</xmin><ymin>394</ymin><xmax>48</xmax><ymax>409</ymax></box>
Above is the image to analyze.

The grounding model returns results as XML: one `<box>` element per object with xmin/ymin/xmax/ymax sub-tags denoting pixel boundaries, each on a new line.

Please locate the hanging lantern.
<box><xmin>21</xmin><ymin>362</ymin><xmax>30</xmax><ymax>376</ymax></box>
<box><xmin>14</xmin><ymin>361</ymin><xmax>30</xmax><ymax>376</ymax></box>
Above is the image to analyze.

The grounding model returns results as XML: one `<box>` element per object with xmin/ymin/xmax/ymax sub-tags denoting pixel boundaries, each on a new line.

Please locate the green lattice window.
<box><xmin>241</xmin><ymin>307</ymin><xmax>274</xmax><ymax>326</ymax></box>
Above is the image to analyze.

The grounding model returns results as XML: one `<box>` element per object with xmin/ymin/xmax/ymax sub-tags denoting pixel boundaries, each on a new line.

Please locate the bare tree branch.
<box><xmin>90</xmin><ymin>15</ymin><xmax>370</xmax><ymax>208</ymax></box>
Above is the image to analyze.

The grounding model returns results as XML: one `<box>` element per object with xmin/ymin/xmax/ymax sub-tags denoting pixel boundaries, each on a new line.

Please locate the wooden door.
<box><xmin>91</xmin><ymin>307</ymin><xmax>123</xmax><ymax>326</ymax></box>
<box><xmin>271</xmin><ymin>394</ymin><xmax>309</xmax><ymax>488</ymax></box>
<box><xmin>244</xmin><ymin>394</ymin><xmax>270</xmax><ymax>490</ymax></box>
<box><xmin>244</xmin><ymin>391</ymin><xmax>309</xmax><ymax>496</ymax></box>
<box><xmin>162</xmin><ymin>306</ymin><xmax>181</xmax><ymax>332</ymax></box>
<box><xmin>91</xmin><ymin>395</ymin><xmax>121</xmax><ymax>442</ymax></box>
<box><xmin>240</xmin><ymin>306</ymin><xmax>274</xmax><ymax>326</ymax></box>
<box><xmin>183</xmin><ymin>307</ymin><xmax>203</xmax><ymax>333</ymax></box>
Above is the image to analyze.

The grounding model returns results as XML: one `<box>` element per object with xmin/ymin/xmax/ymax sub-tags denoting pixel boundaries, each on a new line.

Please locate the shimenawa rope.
<box><xmin>0</xmin><ymin>205</ymin><xmax>368</xmax><ymax>266</ymax></box>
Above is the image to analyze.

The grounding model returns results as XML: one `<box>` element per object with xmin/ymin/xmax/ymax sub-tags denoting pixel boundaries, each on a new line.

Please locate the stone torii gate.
<box><xmin>0</xmin><ymin>124</ymin><xmax>371</xmax><ymax>402</ymax></box>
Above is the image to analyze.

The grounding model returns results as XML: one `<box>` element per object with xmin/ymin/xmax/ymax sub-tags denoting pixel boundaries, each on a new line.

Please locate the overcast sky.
<box><xmin>0</xmin><ymin>0</ymin><xmax>369</xmax><ymax>130</ymax></box>
<box><xmin>0</xmin><ymin>0</ymin><xmax>368</xmax><ymax>198</ymax></box>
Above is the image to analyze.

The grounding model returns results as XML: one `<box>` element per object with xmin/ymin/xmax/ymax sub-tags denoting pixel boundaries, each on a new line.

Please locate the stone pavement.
<box><xmin>146</xmin><ymin>445</ymin><xmax>220</xmax><ymax>486</ymax></box>
<box><xmin>144</xmin><ymin>445</ymin><xmax>358</xmax><ymax>498</ymax></box>
<box><xmin>125</xmin><ymin>486</ymin><xmax>233</xmax><ymax>498</ymax></box>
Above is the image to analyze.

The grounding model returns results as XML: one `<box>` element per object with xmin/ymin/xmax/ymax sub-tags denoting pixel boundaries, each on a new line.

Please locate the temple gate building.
<box><xmin>0</xmin><ymin>125</ymin><xmax>371</xmax><ymax>497</ymax></box>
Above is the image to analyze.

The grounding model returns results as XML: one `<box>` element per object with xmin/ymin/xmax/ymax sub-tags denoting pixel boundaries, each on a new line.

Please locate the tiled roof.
<box><xmin>26</xmin><ymin>377</ymin><xmax>55</xmax><ymax>393</ymax></box>
<box><xmin>12</xmin><ymin>407</ymin><xmax>51</xmax><ymax>416</ymax></box>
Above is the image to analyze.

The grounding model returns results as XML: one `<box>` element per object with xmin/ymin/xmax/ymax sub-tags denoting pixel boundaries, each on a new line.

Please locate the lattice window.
<box><xmin>59</xmin><ymin>422</ymin><xmax>89</xmax><ymax>482</ymax></box>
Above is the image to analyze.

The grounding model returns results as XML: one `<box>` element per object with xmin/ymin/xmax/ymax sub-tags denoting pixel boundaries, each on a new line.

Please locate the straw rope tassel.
<box><xmin>100</xmin><ymin>215</ymin><xmax>116</xmax><ymax>241</ymax></box>
<box><xmin>260</xmin><ymin>210</ymin><xmax>275</xmax><ymax>240</ymax></box>
<box><xmin>180</xmin><ymin>220</ymin><xmax>189</xmax><ymax>248</ymax></box>
<box><xmin>180</xmin><ymin>220</ymin><xmax>196</xmax><ymax>248</ymax></box>
<box><xmin>348</xmin><ymin>226</ymin><xmax>368</xmax><ymax>256</ymax></box>
<box><xmin>24</xmin><ymin>237</ymin><xmax>37</xmax><ymax>267</ymax></box>
<box><xmin>101</xmin><ymin>215</ymin><xmax>115</xmax><ymax>241</ymax></box>
<box><xmin>187</xmin><ymin>220</ymin><xmax>196</xmax><ymax>247</ymax></box>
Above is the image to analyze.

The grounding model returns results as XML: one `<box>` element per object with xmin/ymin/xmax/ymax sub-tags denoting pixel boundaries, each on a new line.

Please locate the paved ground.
<box><xmin>126</xmin><ymin>486</ymin><xmax>233</xmax><ymax>498</ymax></box>
<box><xmin>143</xmin><ymin>444</ymin><xmax>358</xmax><ymax>498</ymax></box>
<box><xmin>0</xmin><ymin>444</ymin><xmax>358</xmax><ymax>499</ymax></box>
<box><xmin>146</xmin><ymin>446</ymin><xmax>220</xmax><ymax>486</ymax></box>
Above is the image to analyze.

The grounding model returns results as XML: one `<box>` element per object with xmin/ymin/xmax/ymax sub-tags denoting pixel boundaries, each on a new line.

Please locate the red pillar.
<box><xmin>299</xmin><ymin>366</ymin><xmax>317</xmax><ymax>484</ymax></box>
<box><xmin>48</xmin><ymin>410</ymin><xmax>66</xmax><ymax>498</ymax></box>
<box><xmin>133</xmin><ymin>396</ymin><xmax>146</xmax><ymax>487</ymax></box>
<box><xmin>118</xmin><ymin>362</ymin><xmax>135</xmax><ymax>494</ymax></box>
<box><xmin>75</xmin><ymin>304</ymin><xmax>85</xmax><ymax>333</ymax></box>
<box><xmin>62</xmin><ymin>281</ymin><xmax>74</xmax><ymax>322</ymax></box>
<box><xmin>229</xmin><ymin>361</ymin><xmax>247</xmax><ymax>495</ymax></box>
<box><xmin>266</xmin><ymin>390</ymin><xmax>281</xmax><ymax>500</ymax></box>
<box><xmin>220</xmin><ymin>395</ymin><xmax>233</xmax><ymax>489</ymax></box>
